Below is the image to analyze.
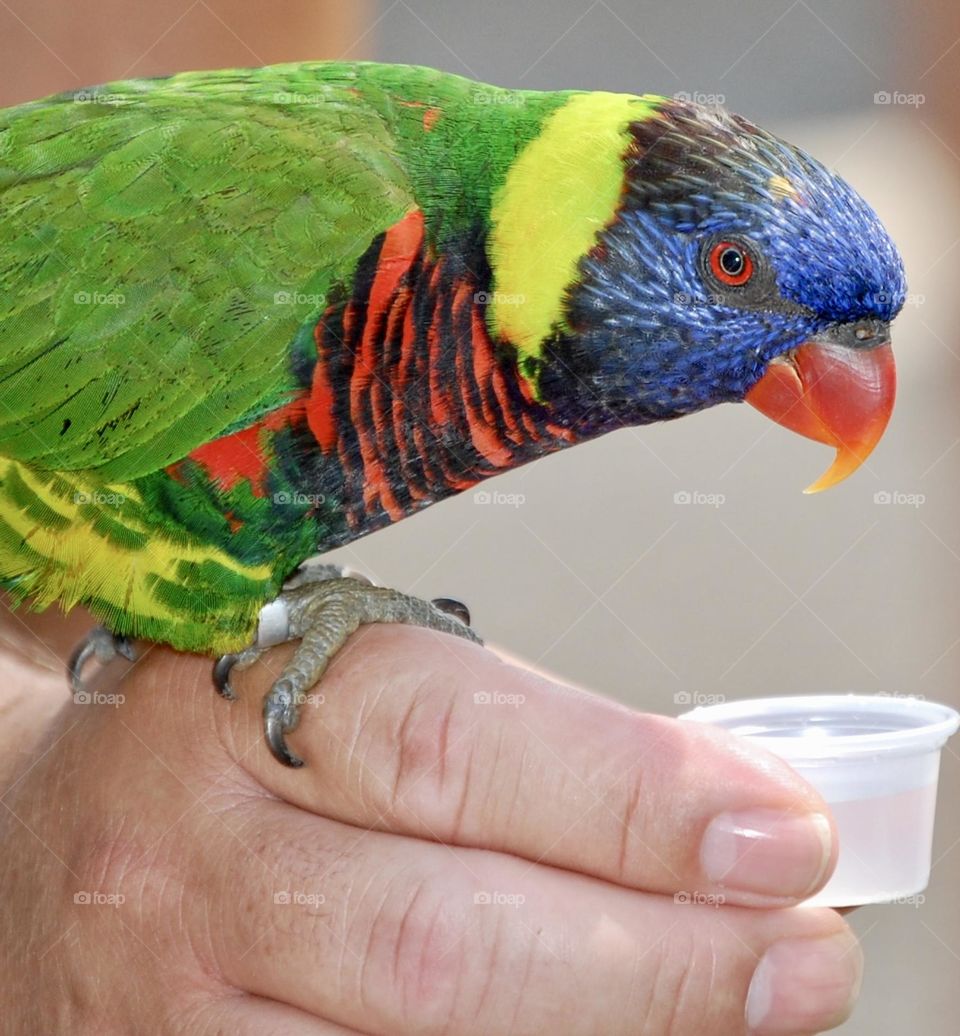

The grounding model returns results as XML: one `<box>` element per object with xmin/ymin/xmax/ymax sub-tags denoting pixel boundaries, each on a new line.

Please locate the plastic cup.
<box><xmin>679</xmin><ymin>694</ymin><xmax>959</xmax><ymax>907</ymax></box>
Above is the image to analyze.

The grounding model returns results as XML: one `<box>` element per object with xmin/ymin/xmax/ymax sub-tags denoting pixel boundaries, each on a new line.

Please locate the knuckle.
<box><xmin>67</xmin><ymin>812</ymin><xmax>210</xmax><ymax>980</ymax></box>
<box><xmin>645</xmin><ymin>931</ymin><xmax>720</xmax><ymax>1035</ymax></box>
<box><xmin>359</xmin><ymin>867</ymin><xmax>543</xmax><ymax>1034</ymax></box>
<box><xmin>70</xmin><ymin>824</ymin><xmax>146</xmax><ymax>910</ymax></box>
<box><xmin>602</xmin><ymin>714</ymin><xmax>692</xmax><ymax>880</ymax></box>
<box><xmin>614</xmin><ymin>769</ymin><xmax>649</xmax><ymax>881</ymax></box>
<box><xmin>44</xmin><ymin>828</ymin><xmax>188</xmax><ymax>1034</ymax></box>
<box><xmin>663</xmin><ymin>950</ymin><xmax>705</xmax><ymax>1035</ymax></box>
<box><xmin>362</xmin><ymin>871</ymin><xmax>473</xmax><ymax>1031</ymax></box>
<box><xmin>363</xmin><ymin>667</ymin><xmax>484</xmax><ymax>837</ymax></box>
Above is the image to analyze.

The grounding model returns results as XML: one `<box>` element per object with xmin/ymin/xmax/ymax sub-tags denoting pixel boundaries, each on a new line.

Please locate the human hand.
<box><xmin>0</xmin><ymin>622</ymin><xmax>861</xmax><ymax>1034</ymax></box>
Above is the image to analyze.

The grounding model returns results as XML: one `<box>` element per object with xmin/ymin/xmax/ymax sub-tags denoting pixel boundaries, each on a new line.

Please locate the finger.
<box><xmin>221</xmin><ymin>625</ymin><xmax>836</xmax><ymax>907</ymax></box>
<box><xmin>206</xmin><ymin>798</ymin><xmax>861</xmax><ymax>1036</ymax></box>
<box><xmin>194</xmin><ymin>992</ymin><xmax>370</xmax><ymax>1035</ymax></box>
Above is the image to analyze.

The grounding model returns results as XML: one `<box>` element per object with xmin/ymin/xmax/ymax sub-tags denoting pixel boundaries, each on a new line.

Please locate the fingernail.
<box><xmin>701</xmin><ymin>809</ymin><xmax>832</xmax><ymax>899</ymax></box>
<box><xmin>746</xmin><ymin>932</ymin><xmax>863</xmax><ymax>1033</ymax></box>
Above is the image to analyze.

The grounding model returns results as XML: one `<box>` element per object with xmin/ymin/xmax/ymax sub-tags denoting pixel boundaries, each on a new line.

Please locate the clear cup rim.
<box><xmin>679</xmin><ymin>693</ymin><xmax>960</xmax><ymax>761</ymax></box>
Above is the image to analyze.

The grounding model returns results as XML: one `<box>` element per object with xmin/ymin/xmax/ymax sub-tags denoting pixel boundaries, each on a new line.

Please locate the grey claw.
<box><xmin>263</xmin><ymin>690</ymin><xmax>304</xmax><ymax>768</ymax></box>
<box><xmin>67</xmin><ymin>629</ymin><xmax>137</xmax><ymax>692</ymax></box>
<box><xmin>431</xmin><ymin>597</ymin><xmax>472</xmax><ymax>627</ymax></box>
<box><xmin>67</xmin><ymin>638</ymin><xmax>98</xmax><ymax>694</ymax></box>
<box><xmin>213</xmin><ymin>654</ymin><xmax>239</xmax><ymax>700</ymax></box>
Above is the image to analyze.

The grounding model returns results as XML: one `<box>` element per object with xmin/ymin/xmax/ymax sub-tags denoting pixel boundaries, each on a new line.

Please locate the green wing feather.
<box><xmin>0</xmin><ymin>62</ymin><xmax>571</xmax><ymax>652</ymax></box>
<box><xmin>0</xmin><ymin>64</ymin><xmax>417</xmax><ymax>481</ymax></box>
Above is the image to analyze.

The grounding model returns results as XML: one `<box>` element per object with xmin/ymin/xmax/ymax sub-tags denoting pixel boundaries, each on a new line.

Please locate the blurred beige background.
<box><xmin>363</xmin><ymin>6</ymin><xmax>960</xmax><ymax>1031</ymax></box>
<box><xmin>1</xmin><ymin>1</ymin><xmax>958</xmax><ymax>1031</ymax></box>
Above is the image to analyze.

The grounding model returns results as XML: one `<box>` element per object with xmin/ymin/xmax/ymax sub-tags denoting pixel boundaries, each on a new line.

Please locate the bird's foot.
<box><xmin>214</xmin><ymin>562</ymin><xmax>480</xmax><ymax>768</ymax></box>
<box><xmin>67</xmin><ymin>626</ymin><xmax>138</xmax><ymax>696</ymax></box>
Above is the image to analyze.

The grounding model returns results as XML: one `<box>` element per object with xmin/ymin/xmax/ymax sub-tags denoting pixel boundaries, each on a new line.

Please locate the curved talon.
<box><xmin>431</xmin><ymin>597</ymin><xmax>472</xmax><ymax>627</ymax></box>
<box><xmin>264</xmin><ymin>698</ymin><xmax>304</xmax><ymax>768</ymax></box>
<box><xmin>67</xmin><ymin>629</ymin><xmax>137</xmax><ymax>693</ymax></box>
<box><xmin>213</xmin><ymin>654</ymin><xmax>240</xmax><ymax>700</ymax></box>
<box><xmin>67</xmin><ymin>638</ymin><xmax>98</xmax><ymax>694</ymax></box>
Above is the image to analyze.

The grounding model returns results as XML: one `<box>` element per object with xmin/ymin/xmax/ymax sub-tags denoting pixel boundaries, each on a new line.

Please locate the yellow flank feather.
<box><xmin>487</xmin><ymin>91</ymin><xmax>661</xmax><ymax>364</ymax></box>
<box><xmin>0</xmin><ymin>459</ymin><xmax>272</xmax><ymax>652</ymax></box>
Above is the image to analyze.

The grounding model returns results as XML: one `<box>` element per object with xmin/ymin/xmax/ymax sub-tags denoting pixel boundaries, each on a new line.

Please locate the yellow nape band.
<box><xmin>488</xmin><ymin>91</ymin><xmax>663</xmax><ymax>362</ymax></box>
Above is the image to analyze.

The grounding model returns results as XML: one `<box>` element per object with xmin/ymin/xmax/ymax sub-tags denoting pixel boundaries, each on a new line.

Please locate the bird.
<box><xmin>0</xmin><ymin>61</ymin><xmax>904</xmax><ymax>766</ymax></box>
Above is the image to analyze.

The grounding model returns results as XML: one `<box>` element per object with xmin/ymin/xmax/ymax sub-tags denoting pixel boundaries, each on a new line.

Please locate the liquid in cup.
<box><xmin>679</xmin><ymin>694</ymin><xmax>959</xmax><ymax>908</ymax></box>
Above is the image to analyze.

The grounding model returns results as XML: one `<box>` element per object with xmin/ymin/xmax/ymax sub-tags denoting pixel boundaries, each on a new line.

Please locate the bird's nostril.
<box><xmin>814</xmin><ymin>320</ymin><xmax>890</xmax><ymax>352</ymax></box>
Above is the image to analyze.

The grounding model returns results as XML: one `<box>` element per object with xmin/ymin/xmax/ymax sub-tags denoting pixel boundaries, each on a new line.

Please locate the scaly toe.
<box><xmin>218</xmin><ymin>575</ymin><xmax>480</xmax><ymax>767</ymax></box>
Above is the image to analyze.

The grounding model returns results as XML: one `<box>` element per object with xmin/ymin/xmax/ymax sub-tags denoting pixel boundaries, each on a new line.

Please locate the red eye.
<box><xmin>709</xmin><ymin>241</ymin><xmax>754</xmax><ymax>286</ymax></box>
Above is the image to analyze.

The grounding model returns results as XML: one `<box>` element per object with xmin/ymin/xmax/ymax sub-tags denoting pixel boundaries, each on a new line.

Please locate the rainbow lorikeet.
<box><xmin>0</xmin><ymin>62</ymin><xmax>903</xmax><ymax>766</ymax></box>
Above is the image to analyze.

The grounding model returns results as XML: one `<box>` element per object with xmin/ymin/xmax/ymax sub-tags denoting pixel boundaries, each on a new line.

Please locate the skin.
<box><xmin>0</xmin><ymin>606</ymin><xmax>862</xmax><ymax>1035</ymax></box>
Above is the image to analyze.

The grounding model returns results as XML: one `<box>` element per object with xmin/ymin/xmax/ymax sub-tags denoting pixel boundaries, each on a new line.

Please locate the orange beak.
<box><xmin>745</xmin><ymin>325</ymin><xmax>896</xmax><ymax>493</ymax></box>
